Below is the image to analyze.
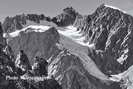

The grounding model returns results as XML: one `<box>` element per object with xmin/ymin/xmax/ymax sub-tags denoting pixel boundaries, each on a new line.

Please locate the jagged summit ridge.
<box><xmin>96</xmin><ymin>4</ymin><xmax>127</xmax><ymax>13</ymax></box>
<box><xmin>104</xmin><ymin>5</ymin><xmax>126</xmax><ymax>13</ymax></box>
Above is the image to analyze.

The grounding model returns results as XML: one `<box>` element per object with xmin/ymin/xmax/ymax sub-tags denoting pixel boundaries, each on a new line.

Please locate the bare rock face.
<box><xmin>88</xmin><ymin>4</ymin><xmax>133</xmax><ymax>74</ymax></box>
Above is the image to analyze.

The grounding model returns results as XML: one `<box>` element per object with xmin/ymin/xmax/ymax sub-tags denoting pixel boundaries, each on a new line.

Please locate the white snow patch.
<box><xmin>104</xmin><ymin>5</ymin><xmax>126</xmax><ymax>13</ymax></box>
<box><xmin>25</xmin><ymin>25</ymin><xmax>50</xmax><ymax>32</ymax></box>
<box><xmin>117</xmin><ymin>48</ymin><xmax>128</xmax><ymax>64</ymax></box>
<box><xmin>109</xmin><ymin>74</ymin><xmax>123</xmax><ymax>82</ymax></box>
<box><xmin>3</xmin><ymin>25</ymin><xmax>51</xmax><ymax>38</ymax></box>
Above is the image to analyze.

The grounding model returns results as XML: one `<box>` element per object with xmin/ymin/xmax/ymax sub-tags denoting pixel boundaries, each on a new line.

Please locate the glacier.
<box><xmin>4</xmin><ymin>24</ymin><xmax>130</xmax><ymax>83</ymax></box>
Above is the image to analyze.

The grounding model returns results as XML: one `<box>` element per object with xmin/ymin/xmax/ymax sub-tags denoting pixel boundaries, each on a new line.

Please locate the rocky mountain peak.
<box><xmin>80</xmin><ymin>4</ymin><xmax>133</xmax><ymax>75</ymax></box>
<box><xmin>52</xmin><ymin>7</ymin><xmax>80</xmax><ymax>26</ymax></box>
<box><xmin>56</xmin><ymin>4</ymin><xmax>133</xmax><ymax>77</ymax></box>
<box><xmin>94</xmin><ymin>4</ymin><xmax>126</xmax><ymax>15</ymax></box>
<box><xmin>1</xmin><ymin>4</ymin><xmax>133</xmax><ymax>89</ymax></box>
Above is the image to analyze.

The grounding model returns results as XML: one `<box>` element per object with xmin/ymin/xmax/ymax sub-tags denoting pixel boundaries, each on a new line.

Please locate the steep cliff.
<box><xmin>82</xmin><ymin>4</ymin><xmax>133</xmax><ymax>74</ymax></box>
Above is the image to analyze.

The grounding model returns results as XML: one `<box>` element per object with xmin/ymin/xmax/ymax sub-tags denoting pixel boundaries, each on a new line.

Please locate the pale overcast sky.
<box><xmin>0</xmin><ymin>0</ymin><xmax>133</xmax><ymax>21</ymax></box>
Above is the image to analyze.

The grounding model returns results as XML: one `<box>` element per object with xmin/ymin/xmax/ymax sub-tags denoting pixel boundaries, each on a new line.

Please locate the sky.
<box><xmin>0</xmin><ymin>0</ymin><xmax>133</xmax><ymax>21</ymax></box>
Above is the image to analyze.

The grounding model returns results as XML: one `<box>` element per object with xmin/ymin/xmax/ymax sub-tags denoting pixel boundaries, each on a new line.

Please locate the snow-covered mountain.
<box><xmin>1</xmin><ymin>4</ymin><xmax>133</xmax><ymax>89</ymax></box>
<box><xmin>53</xmin><ymin>4</ymin><xmax>133</xmax><ymax>75</ymax></box>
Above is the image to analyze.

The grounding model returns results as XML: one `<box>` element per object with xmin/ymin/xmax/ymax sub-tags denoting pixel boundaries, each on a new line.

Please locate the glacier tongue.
<box><xmin>59</xmin><ymin>33</ymin><xmax>110</xmax><ymax>81</ymax></box>
<box><xmin>58</xmin><ymin>25</ymin><xmax>111</xmax><ymax>81</ymax></box>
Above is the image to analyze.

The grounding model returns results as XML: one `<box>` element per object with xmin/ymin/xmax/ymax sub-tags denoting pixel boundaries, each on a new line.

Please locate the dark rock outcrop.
<box><xmin>32</xmin><ymin>56</ymin><xmax>48</xmax><ymax>76</ymax></box>
<box><xmin>0</xmin><ymin>22</ymin><xmax>6</xmax><ymax>46</ymax></box>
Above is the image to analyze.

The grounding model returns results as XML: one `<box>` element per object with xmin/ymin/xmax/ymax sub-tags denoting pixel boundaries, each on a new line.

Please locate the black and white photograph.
<box><xmin>0</xmin><ymin>0</ymin><xmax>133</xmax><ymax>89</ymax></box>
